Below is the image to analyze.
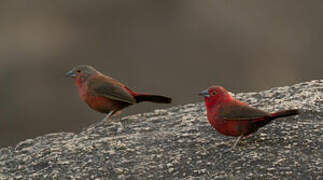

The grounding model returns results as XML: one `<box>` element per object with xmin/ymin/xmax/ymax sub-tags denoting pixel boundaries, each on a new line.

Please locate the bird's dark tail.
<box><xmin>254</xmin><ymin>109</ymin><xmax>299</xmax><ymax>130</ymax></box>
<box><xmin>270</xmin><ymin>109</ymin><xmax>299</xmax><ymax>119</ymax></box>
<box><xmin>135</xmin><ymin>94</ymin><xmax>172</xmax><ymax>104</ymax></box>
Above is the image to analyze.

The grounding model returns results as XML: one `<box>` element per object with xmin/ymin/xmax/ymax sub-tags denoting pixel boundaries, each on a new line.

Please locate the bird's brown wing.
<box><xmin>219</xmin><ymin>101</ymin><xmax>270</xmax><ymax>120</ymax></box>
<box><xmin>88</xmin><ymin>76</ymin><xmax>136</xmax><ymax>104</ymax></box>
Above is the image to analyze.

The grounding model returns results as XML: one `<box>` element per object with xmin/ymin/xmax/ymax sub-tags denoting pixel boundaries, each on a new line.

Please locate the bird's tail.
<box><xmin>135</xmin><ymin>94</ymin><xmax>172</xmax><ymax>104</ymax></box>
<box><xmin>270</xmin><ymin>109</ymin><xmax>299</xmax><ymax>119</ymax></box>
<box><xmin>253</xmin><ymin>109</ymin><xmax>299</xmax><ymax>130</ymax></box>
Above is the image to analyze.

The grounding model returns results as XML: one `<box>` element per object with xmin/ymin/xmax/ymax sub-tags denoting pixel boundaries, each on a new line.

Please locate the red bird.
<box><xmin>66</xmin><ymin>65</ymin><xmax>172</xmax><ymax>120</ymax></box>
<box><xmin>199</xmin><ymin>86</ymin><xmax>298</xmax><ymax>148</ymax></box>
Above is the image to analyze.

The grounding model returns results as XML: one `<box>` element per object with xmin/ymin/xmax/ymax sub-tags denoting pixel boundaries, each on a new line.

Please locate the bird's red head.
<box><xmin>65</xmin><ymin>65</ymin><xmax>99</xmax><ymax>87</ymax></box>
<box><xmin>199</xmin><ymin>86</ymin><xmax>232</xmax><ymax>108</ymax></box>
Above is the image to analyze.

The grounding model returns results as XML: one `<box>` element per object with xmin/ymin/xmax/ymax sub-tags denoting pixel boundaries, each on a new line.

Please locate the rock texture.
<box><xmin>0</xmin><ymin>80</ymin><xmax>322</xmax><ymax>179</ymax></box>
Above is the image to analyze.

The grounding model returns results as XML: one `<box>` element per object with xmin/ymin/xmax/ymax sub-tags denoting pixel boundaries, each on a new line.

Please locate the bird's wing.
<box><xmin>88</xmin><ymin>76</ymin><xmax>136</xmax><ymax>104</ymax></box>
<box><xmin>219</xmin><ymin>101</ymin><xmax>270</xmax><ymax>121</ymax></box>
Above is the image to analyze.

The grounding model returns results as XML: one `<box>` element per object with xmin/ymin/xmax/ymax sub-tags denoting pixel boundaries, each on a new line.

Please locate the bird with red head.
<box><xmin>200</xmin><ymin>86</ymin><xmax>298</xmax><ymax>148</ymax></box>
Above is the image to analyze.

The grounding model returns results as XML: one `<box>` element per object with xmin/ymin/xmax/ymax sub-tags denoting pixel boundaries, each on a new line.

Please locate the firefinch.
<box><xmin>200</xmin><ymin>86</ymin><xmax>298</xmax><ymax>148</ymax></box>
<box><xmin>66</xmin><ymin>65</ymin><xmax>172</xmax><ymax>120</ymax></box>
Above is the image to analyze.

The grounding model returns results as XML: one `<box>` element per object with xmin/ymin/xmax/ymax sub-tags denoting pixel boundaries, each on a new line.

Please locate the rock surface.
<box><xmin>0</xmin><ymin>80</ymin><xmax>322</xmax><ymax>179</ymax></box>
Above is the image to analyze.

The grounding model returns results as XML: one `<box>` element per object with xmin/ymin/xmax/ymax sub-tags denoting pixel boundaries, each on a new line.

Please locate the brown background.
<box><xmin>0</xmin><ymin>1</ymin><xmax>322</xmax><ymax>147</ymax></box>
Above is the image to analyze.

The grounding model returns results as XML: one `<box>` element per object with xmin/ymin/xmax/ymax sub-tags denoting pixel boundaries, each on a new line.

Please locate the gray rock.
<box><xmin>0</xmin><ymin>80</ymin><xmax>322</xmax><ymax>179</ymax></box>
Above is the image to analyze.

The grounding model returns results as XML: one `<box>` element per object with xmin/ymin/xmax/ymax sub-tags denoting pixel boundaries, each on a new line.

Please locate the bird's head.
<box><xmin>66</xmin><ymin>65</ymin><xmax>99</xmax><ymax>84</ymax></box>
<box><xmin>199</xmin><ymin>85</ymin><xmax>232</xmax><ymax>107</ymax></box>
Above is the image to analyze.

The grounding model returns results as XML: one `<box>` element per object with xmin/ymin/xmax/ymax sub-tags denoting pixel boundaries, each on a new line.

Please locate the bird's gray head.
<box><xmin>65</xmin><ymin>65</ymin><xmax>99</xmax><ymax>82</ymax></box>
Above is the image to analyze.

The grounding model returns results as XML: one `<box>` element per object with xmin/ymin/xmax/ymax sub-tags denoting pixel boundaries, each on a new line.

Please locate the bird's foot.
<box><xmin>231</xmin><ymin>135</ymin><xmax>243</xmax><ymax>149</ymax></box>
<box><xmin>102</xmin><ymin>111</ymin><xmax>115</xmax><ymax>122</ymax></box>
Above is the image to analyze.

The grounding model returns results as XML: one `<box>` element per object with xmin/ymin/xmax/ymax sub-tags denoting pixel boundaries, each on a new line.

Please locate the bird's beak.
<box><xmin>199</xmin><ymin>89</ymin><xmax>209</xmax><ymax>97</ymax></box>
<box><xmin>65</xmin><ymin>70</ymin><xmax>76</xmax><ymax>78</ymax></box>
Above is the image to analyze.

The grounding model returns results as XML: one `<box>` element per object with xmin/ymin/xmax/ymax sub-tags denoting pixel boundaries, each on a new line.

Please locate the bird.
<box><xmin>66</xmin><ymin>65</ymin><xmax>172</xmax><ymax>121</ymax></box>
<box><xmin>199</xmin><ymin>85</ymin><xmax>298</xmax><ymax>148</ymax></box>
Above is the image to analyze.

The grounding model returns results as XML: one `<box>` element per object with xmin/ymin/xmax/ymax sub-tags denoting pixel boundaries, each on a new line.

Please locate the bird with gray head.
<box><xmin>66</xmin><ymin>65</ymin><xmax>172</xmax><ymax>121</ymax></box>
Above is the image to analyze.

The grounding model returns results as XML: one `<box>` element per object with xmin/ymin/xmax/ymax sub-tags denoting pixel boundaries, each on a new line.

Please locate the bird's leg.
<box><xmin>232</xmin><ymin>135</ymin><xmax>243</xmax><ymax>149</ymax></box>
<box><xmin>102</xmin><ymin>111</ymin><xmax>115</xmax><ymax>122</ymax></box>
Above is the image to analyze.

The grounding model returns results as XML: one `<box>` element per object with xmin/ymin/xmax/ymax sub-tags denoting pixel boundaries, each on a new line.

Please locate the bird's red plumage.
<box><xmin>202</xmin><ymin>86</ymin><xmax>298</xmax><ymax>137</ymax></box>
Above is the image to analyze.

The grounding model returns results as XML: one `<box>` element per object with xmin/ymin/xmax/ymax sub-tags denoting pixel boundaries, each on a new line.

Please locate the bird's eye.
<box><xmin>211</xmin><ymin>91</ymin><xmax>217</xmax><ymax>96</ymax></box>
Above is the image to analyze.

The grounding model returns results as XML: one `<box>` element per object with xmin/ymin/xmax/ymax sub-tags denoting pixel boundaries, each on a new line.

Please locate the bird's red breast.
<box><xmin>205</xmin><ymin>98</ymin><xmax>267</xmax><ymax>137</ymax></box>
<box><xmin>73</xmin><ymin>74</ymin><xmax>134</xmax><ymax>113</ymax></box>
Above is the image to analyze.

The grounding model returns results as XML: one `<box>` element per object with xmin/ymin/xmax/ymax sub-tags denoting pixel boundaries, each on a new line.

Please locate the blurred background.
<box><xmin>0</xmin><ymin>0</ymin><xmax>322</xmax><ymax>147</ymax></box>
